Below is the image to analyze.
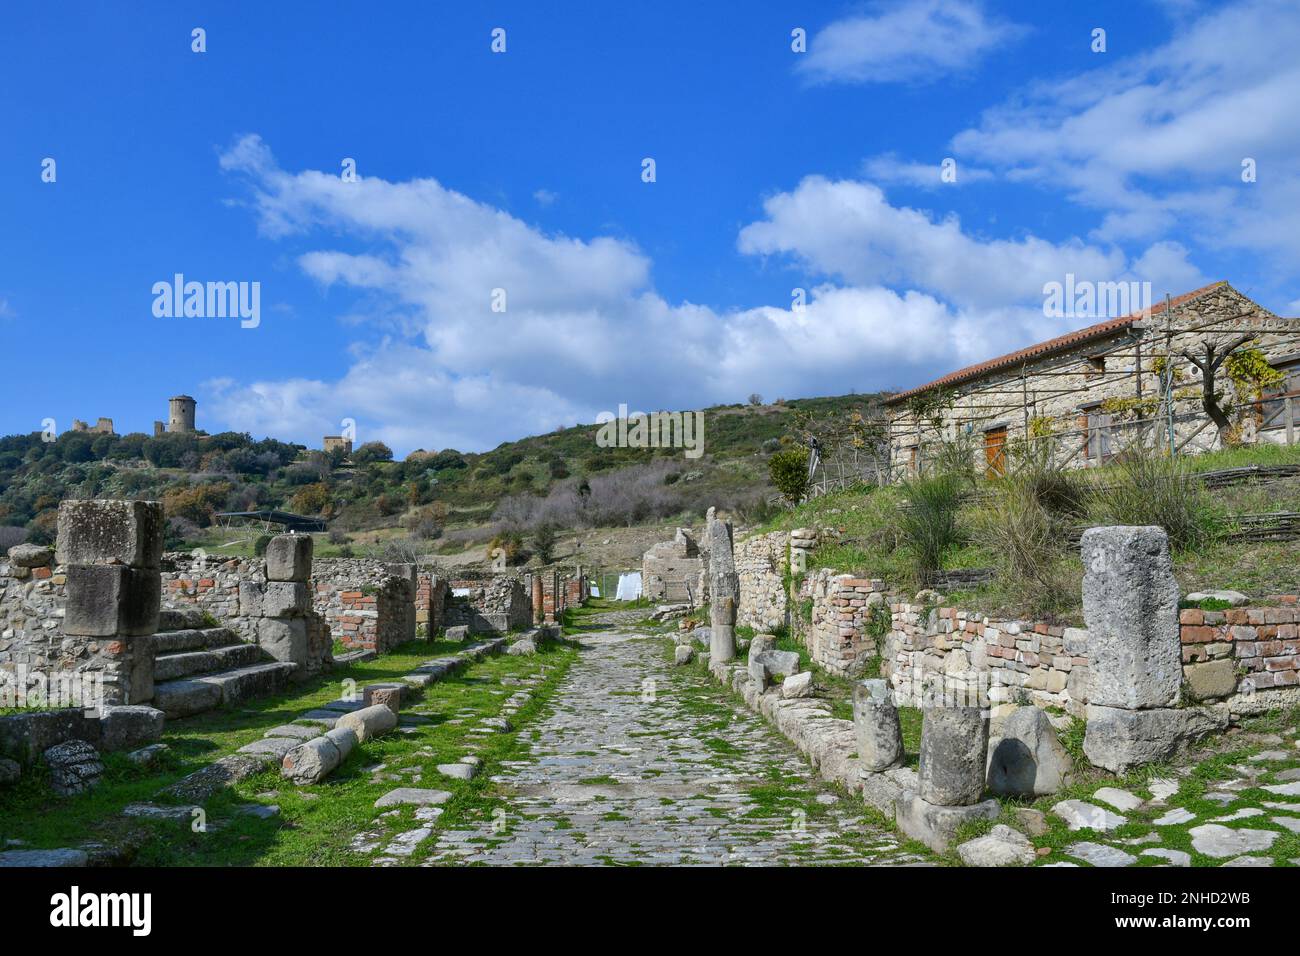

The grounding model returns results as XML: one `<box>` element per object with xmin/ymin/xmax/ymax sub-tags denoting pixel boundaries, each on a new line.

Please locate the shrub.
<box><xmin>0</xmin><ymin>525</ymin><xmax>27</xmax><ymax>552</ymax></box>
<box><xmin>1094</xmin><ymin>447</ymin><xmax>1219</xmax><ymax>550</ymax></box>
<box><xmin>973</xmin><ymin>476</ymin><xmax>1075</xmax><ymax>616</ymax></box>
<box><xmin>290</xmin><ymin>482</ymin><xmax>333</xmax><ymax>516</ymax></box>
<box><xmin>898</xmin><ymin>471</ymin><xmax>964</xmax><ymax>585</ymax></box>
<box><xmin>769</xmin><ymin>448</ymin><xmax>810</xmax><ymax>505</ymax></box>
<box><xmin>352</xmin><ymin>442</ymin><xmax>394</xmax><ymax>465</ymax></box>
<box><xmin>328</xmin><ymin>529</ymin><xmax>350</xmax><ymax>545</ymax></box>
<box><xmin>254</xmin><ymin>534</ymin><xmax>272</xmax><ymax>556</ymax></box>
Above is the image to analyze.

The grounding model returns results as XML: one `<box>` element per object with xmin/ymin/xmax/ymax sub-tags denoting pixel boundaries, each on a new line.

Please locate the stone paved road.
<box><xmin>424</xmin><ymin>613</ymin><xmax>925</xmax><ymax>866</ymax></box>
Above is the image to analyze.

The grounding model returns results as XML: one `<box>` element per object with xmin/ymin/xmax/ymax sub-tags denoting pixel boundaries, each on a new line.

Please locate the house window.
<box><xmin>1082</xmin><ymin>403</ymin><xmax>1112</xmax><ymax>462</ymax></box>
<box><xmin>1259</xmin><ymin>360</ymin><xmax>1300</xmax><ymax>431</ymax></box>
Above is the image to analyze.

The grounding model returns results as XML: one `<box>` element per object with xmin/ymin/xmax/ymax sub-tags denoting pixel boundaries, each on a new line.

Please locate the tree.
<box><xmin>532</xmin><ymin>522</ymin><xmax>559</xmax><ymax>564</ymax></box>
<box><xmin>769</xmin><ymin>448</ymin><xmax>810</xmax><ymax>505</ymax></box>
<box><xmin>352</xmin><ymin>441</ymin><xmax>393</xmax><ymax>465</ymax></box>
<box><xmin>1180</xmin><ymin>335</ymin><xmax>1256</xmax><ymax>438</ymax></box>
<box><xmin>748</xmin><ymin>393</ymin><xmax>763</xmax><ymax>406</ymax></box>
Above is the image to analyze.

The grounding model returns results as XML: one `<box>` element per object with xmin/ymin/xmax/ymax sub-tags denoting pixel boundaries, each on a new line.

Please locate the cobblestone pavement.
<box><xmin>424</xmin><ymin>613</ymin><xmax>925</xmax><ymax>866</ymax></box>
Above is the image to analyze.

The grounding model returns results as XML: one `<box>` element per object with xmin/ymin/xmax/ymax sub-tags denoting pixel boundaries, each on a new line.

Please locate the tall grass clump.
<box><xmin>898</xmin><ymin>470</ymin><xmax>965</xmax><ymax>586</ymax></box>
<box><xmin>1093</xmin><ymin>446</ymin><xmax>1221</xmax><ymax>550</ymax></box>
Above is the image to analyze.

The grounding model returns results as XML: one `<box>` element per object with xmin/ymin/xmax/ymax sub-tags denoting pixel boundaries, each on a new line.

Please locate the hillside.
<box><xmin>0</xmin><ymin>392</ymin><xmax>882</xmax><ymax>565</ymax></box>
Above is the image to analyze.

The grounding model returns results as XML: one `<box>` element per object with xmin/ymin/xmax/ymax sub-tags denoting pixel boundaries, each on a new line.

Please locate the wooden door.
<box><xmin>984</xmin><ymin>427</ymin><xmax>1007</xmax><ymax>478</ymax></box>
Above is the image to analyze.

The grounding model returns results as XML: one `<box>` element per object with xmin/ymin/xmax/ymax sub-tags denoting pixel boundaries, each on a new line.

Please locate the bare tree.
<box><xmin>1181</xmin><ymin>333</ymin><xmax>1254</xmax><ymax>436</ymax></box>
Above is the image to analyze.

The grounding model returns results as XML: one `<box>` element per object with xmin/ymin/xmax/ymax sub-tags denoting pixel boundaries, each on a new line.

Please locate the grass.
<box><xmin>760</xmin><ymin>441</ymin><xmax>1300</xmax><ymax>621</ymax></box>
<box><xmin>0</xmin><ymin>636</ymin><xmax>579</xmax><ymax>866</ymax></box>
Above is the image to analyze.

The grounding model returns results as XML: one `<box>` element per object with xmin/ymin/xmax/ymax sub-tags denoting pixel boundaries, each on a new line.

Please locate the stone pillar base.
<box><xmin>895</xmin><ymin>790</ymin><xmax>999</xmax><ymax>853</ymax></box>
<box><xmin>1083</xmin><ymin>704</ymin><xmax>1227</xmax><ymax>773</ymax></box>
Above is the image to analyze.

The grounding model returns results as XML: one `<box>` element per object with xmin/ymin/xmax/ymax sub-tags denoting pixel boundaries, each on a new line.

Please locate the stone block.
<box><xmin>362</xmin><ymin>683</ymin><xmax>405</xmax><ymax>713</ymax></box>
<box><xmin>853</xmin><ymin>679</ymin><xmax>903</xmax><ymax>771</ymax></box>
<box><xmin>674</xmin><ymin>645</ymin><xmax>695</xmax><ymax>666</ymax></box>
<box><xmin>1083</xmin><ymin>704</ymin><xmax>1228</xmax><ymax>773</ymax></box>
<box><xmin>956</xmin><ymin>824</ymin><xmax>1036</xmax><ymax>867</ymax></box>
<box><xmin>99</xmin><ymin>705</ymin><xmax>165</xmax><ymax>752</ymax></box>
<box><xmin>782</xmin><ymin>672</ymin><xmax>814</xmax><ymax>698</ymax></box>
<box><xmin>895</xmin><ymin>790</ymin><xmax>999</xmax><ymax>853</ymax></box>
<box><xmin>56</xmin><ymin>499</ymin><xmax>163</xmax><ymax>569</ymax></box>
<box><xmin>7</xmin><ymin>543</ymin><xmax>53</xmax><ymax>568</ymax></box>
<box><xmin>43</xmin><ymin>739</ymin><xmax>103</xmax><ymax>796</ymax></box>
<box><xmin>62</xmin><ymin>565</ymin><xmax>160</xmax><ymax>637</ymax></box>
<box><xmin>918</xmin><ymin>705</ymin><xmax>988</xmax><ymax>806</ymax></box>
<box><xmin>1183</xmin><ymin>659</ymin><xmax>1238</xmax><ymax>701</ymax></box>
<box><xmin>444</xmin><ymin>625</ymin><xmax>470</xmax><ymax>642</ymax></box>
<box><xmin>986</xmin><ymin>705</ymin><xmax>1073</xmax><ymax>798</ymax></box>
<box><xmin>265</xmin><ymin>534</ymin><xmax>313</xmax><ymax>582</ymax></box>
<box><xmin>262</xmin><ymin>581</ymin><xmax>311</xmax><ymax>617</ymax></box>
<box><xmin>257</xmin><ymin>617</ymin><xmax>307</xmax><ymax>666</ymax></box>
<box><xmin>1080</xmin><ymin>526</ymin><xmax>1181</xmax><ymax>709</ymax></box>
<box><xmin>238</xmin><ymin>581</ymin><xmax>265</xmax><ymax>617</ymax></box>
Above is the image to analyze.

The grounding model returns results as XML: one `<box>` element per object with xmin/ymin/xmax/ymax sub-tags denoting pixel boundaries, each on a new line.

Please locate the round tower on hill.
<box><xmin>167</xmin><ymin>395</ymin><xmax>196</xmax><ymax>433</ymax></box>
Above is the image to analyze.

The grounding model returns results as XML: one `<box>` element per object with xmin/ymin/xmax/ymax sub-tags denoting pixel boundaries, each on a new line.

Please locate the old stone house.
<box><xmin>885</xmin><ymin>282</ymin><xmax>1300</xmax><ymax>476</ymax></box>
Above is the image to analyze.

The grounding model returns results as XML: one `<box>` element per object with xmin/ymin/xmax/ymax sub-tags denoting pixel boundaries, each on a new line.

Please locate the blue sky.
<box><xmin>3</xmin><ymin>0</ymin><xmax>1298</xmax><ymax>454</ymax></box>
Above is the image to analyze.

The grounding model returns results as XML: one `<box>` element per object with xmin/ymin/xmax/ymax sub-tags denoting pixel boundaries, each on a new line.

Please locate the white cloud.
<box><xmin>949</xmin><ymin>0</ymin><xmax>1300</xmax><ymax>263</ymax></box>
<box><xmin>797</xmin><ymin>0</ymin><xmax>1027</xmax><ymax>85</ymax></box>
<box><xmin>533</xmin><ymin>189</ymin><xmax>558</xmax><ymax>206</ymax></box>
<box><xmin>210</xmin><ymin>137</ymin><xmax>1007</xmax><ymax>453</ymax></box>
<box><xmin>862</xmin><ymin>153</ymin><xmax>995</xmax><ymax>189</ymax></box>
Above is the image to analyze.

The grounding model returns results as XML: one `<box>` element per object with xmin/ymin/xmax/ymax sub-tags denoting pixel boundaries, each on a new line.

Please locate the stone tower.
<box><xmin>167</xmin><ymin>395</ymin><xmax>196</xmax><ymax>433</ymax></box>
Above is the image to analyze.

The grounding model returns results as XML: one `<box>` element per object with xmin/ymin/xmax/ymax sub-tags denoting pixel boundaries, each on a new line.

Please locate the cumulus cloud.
<box><xmin>949</xmin><ymin>0</ymin><xmax>1300</xmax><ymax>262</ymax></box>
<box><xmin>209</xmin><ymin>137</ymin><xmax>1014</xmax><ymax>453</ymax></box>
<box><xmin>797</xmin><ymin>0</ymin><xmax>1027</xmax><ymax>85</ymax></box>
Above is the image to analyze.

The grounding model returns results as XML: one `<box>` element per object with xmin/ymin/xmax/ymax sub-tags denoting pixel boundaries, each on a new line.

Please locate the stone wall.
<box><xmin>806</xmin><ymin>571</ymin><xmax>889</xmax><ymax>677</ymax></box>
<box><xmin>735</xmin><ymin>531</ymin><xmax>788</xmax><ymax>632</ymax></box>
<box><xmin>446</xmin><ymin>575</ymin><xmax>533</xmax><ymax>633</ymax></box>
<box><xmin>885</xmin><ymin>602</ymin><xmax>1091</xmax><ymax>716</ymax></box>
<box><xmin>313</xmin><ymin>558</ymin><xmax>415</xmax><ymax>653</ymax></box>
<box><xmin>161</xmin><ymin>553</ymin><xmax>258</xmax><ymax>641</ymax></box>
<box><xmin>1181</xmin><ymin>597</ymin><xmax>1300</xmax><ymax>701</ymax></box>
<box><xmin>642</xmin><ymin>529</ymin><xmax>704</xmax><ymax>604</ymax></box>
<box><xmin>415</xmin><ymin>574</ymin><xmax>450</xmax><ymax>634</ymax></box>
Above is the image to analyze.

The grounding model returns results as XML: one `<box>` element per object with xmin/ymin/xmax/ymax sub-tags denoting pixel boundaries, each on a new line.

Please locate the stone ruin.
<box><xmin>642</xmin><ymin>527</ymin><xmax>704</xmax><ymax>604</ymax></box>
<box><xmin>705</xmin><ymin>508</ymin><xmax>738</xmax><ymax>664</ymax></box>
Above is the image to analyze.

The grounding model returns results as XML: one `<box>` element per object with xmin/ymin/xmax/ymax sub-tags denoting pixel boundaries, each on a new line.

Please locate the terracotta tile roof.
<box><xmin>883</xmin><ymin>281</ymin><xmax>1228</xmax><ymax>406</ymax></box>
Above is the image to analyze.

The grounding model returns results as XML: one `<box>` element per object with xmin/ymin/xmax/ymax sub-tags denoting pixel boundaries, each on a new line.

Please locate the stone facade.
<box><xmin>1181</xmin><ymin>597</ymin><xmax>1300</xmax><ymax>701</ymax></box>
<box><xmin>445</xmin><ymin>575</ymin><xmax>534</xmax><ymax>633</ymax></box>
<box><xmin>806</xmin><ymin>571</ymin><xmax>888</xmax><ymax>677</ymax></box>
<box><xmin>886</xmin><ymin>283</ymin><xmax>1299</xmax><ymax>476</ymax></box>
<box><xmin>885</xmin><ymin>602</ymin><xmax>1090</xmax><ymax>717</ymax></box>
<box><xmin>642</xmin><ymin>529</ymin><xmax>704</xmax><ymax>604</ymax></box>
<box><xmin>735</xmin><ymin>530</ymin><xmax>788</xmax><ymax>632</ymax></box>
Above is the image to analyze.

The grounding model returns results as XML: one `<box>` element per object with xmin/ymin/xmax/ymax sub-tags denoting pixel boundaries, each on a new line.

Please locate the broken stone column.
<box><xmin>1079</xmin><ymin>526</ymin><xmax>1220</xmax><ymax>772</ymax></box>
<box><xmin>853</xmin><ymin>679</ymin><xmax>903</xmax><ymax>771</ymax></box>
<box><xmin>531</xmin><ymin>573</ymin><xmax>544</xmax><ymax>625</ymax></box>
<box><xmin>253</xmin><ymin>534</ymin><xmax>314</xmax><ymax>681</ymax></box>
<box><xmin>895</xmin><ymin>690</ymin><xmax>998</xmax><ymax>852</ymax></box>
<box><xmin>56</xmin><ymin>499</ymin><xmax>164</xmax><ymax>706</ymax></box>
<box><xmin>706</xmin><ymin>507</ymin><xmax>738</xmax><ymax>663</ymax></box>
<box><xmin>918</xmin><ymin>705</ymin><xmax>989</xmax><ymax>805</ymax></box>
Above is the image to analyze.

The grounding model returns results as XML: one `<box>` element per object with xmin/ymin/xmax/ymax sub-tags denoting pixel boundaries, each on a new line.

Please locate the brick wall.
<box><xmin>1180</xmin><ymin>597</ymin><xmax>1300</xmax><ymax>700</ymax></box>
<box><xmin>805</xmin><ymin>571</ymin><xmax>888</xmax><ymax>676</ymax></box>
<box><xmin>886</xmin><ymin>603</ymin><xmax>1091</xmax><ymax>716</ymax></box>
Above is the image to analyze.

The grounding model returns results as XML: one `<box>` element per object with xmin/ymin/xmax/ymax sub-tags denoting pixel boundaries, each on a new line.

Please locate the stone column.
<box><xmin>531</xmin><ymin>573</ymin><xmax>544</xmax><ymax>624</ymax></box>
<box><xmin>853</xmin><ymin>679</ymin><xmax>903</xmax><ymax>771</ymax></box>
<box><xmin>706</xmin><ymin>507</ymin><xmax>738</xmax><ymax>663</ymax></box>
<box><xmin>1079</xmin><ymin>526</ymin><xmax>1224</xmax><ymax>771</ymax></box>
<box><xmin>895</xmin><ymin>680</ymin><xmax>998</xmax><ymax>852</ymax></box>
<box><xmin>56</xmin><ymin>500</ymin><xmax>164</xmax><ymax>706</ymax></box>
<box><xmin>253</xmin><ymin>534</ymin><xmax>314</xmax><ymax>681</ymax></box>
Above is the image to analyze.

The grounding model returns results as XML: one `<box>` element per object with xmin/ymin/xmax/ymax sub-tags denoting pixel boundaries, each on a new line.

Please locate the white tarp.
<box><xmin>452</xmin><ymin>587</ymin><xmax>471</xmax><ymax>597</ymax></box>
<box><xmin>589</xmin><ymin>585</ymin><xmax>601</xmax><ymax>597</ymax></box>
<box><xmin>615</xmin><ymin>572</ymin><xmax>642</xmax><ymax>601</ymax></box>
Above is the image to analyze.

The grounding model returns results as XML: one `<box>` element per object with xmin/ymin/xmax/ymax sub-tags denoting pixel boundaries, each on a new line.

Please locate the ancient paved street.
<box><xmin>424</xmin><ymin>612</ymin><xmax>925</xmax><ymax>866</ymax></box>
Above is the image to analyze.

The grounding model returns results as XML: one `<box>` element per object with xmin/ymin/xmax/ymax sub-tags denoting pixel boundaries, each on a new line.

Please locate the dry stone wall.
<box><xmin>807</xmin><ymin>571</ymin><xmax>889</xmax><ymax>676</ymax></box>
<box><xmin>642</xmin><ymin>529</ymin><xmax>704</xmax><ymax>604</ymax></box>
<box><xmin>886</xmin><ymin>602</ymin><xmax>1090</xmax><ymax>717</ymax></box>
<box><xmin>735</xmin><ymin>531</ymin><xmax>788</xmax><ymax>632</ymax></box>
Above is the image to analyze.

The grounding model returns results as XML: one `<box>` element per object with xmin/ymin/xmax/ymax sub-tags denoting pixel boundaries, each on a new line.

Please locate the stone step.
<box><xmin>158</xmin><ymin>607</ymin><xmax>214</xmax><ymax>631</ymax></box>
<box><xmin>153</xmin><ymin>662</ymin><xmax>297</xmax><ymax>719</ymax></box>
<box><xmin>152</xmin><ymin>627</ymin><xmax>242</xmax><ymax>654</ymax></box>
<box><xmin>153</xmin><ymin>642</ymin><xmax>264</xmax><ymax>681</ymax></box>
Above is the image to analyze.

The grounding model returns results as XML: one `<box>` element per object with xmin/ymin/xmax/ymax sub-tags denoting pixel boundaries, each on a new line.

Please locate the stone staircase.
<box><xmin>151</xmin><ymin>609</ymin><xmax>296</xmax><ymax>719</ymax></box>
